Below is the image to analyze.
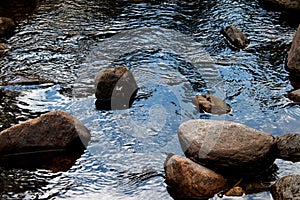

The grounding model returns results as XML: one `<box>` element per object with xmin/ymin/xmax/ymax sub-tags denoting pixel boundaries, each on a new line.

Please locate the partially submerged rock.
<box><xmin>287</xmin><ymin>25</ymin><xmax>300</xmax><ymax>76</ymax></box>
<box><xmin>165</xmin><ymin>154</ymin><xmax>228</xmax><ymax>199</ymax></box>
<box><xmin>276</xmin><ymin>133</ymin><xmax>300</xmax><ymax>162</ymax></box>
<box><xmin>178</xmin><ymin>119</ymin><xmax>277</xmax><ymax>175</ymax></box>
<box><xmin>0</xmin><ymin>110</ymin><xmax>91</xmax><ymax>171</ymax></box>
<box><xmin>222</xmin><ymin>25</ymin><xmax>250</xmax><ymax>49</ymax></box>
<box><xmin>271</xmin><ymin>174</ymin><xmax>300</xmax><ymax>200</ymax></box>
<box><xmin>286</xmin><ymin>88</ymin><xmax>300</xmax><ymax>102</ymax></box>
<box><xmin>0</xmin><ymin>17</ymin><xmax>15</xmax><ymax>37</ymax></box>
<box><xmin>193</xmin><ymin>94</ymin><xmax>231</xmax><ymax>114</ymax></box>
<box><xmin>95</xmin><ymin>66</ymin><xmax>138</xmax><ymax>110</ymax></box>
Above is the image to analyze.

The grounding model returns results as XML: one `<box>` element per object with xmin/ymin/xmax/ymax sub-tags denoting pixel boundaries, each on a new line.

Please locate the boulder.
<box><xmin>165</xmin><ymin>154</ymin><xmax>228</xmax><ymax>199</ymax></box>
<box><xmin>0</xmin><ymin>110</ymin><xmax>91</xmax><ymax>170</ymax></box>
<box><xmin>178</xmin><ymin>119</ymin><xmax>277</xmax><ymax>175</ymax></box>
<box><xmin>222</xmin><ymin>25</ymin><xmax>250</xmax><ymax>49</ymax></box>
<box><xmin>0</xmin><ymin>17</ymin><xmax>15</xmax><ymax>37</ymax></box>
<box><xmin>275</xmin><ymin>133</ymin><xmax>300</xmax><ymax>162</ymax></box>
<box><xmin>271</xmin><ymin>174</ymin><xmax>300</xmax><ymax>200</ymax></box>
<box><xmin>193</xmin><ymin>94</ymin><xmax>231</xmax><ymax>114</ymax></box>
<box><xmin>287</xmin><ymin>25</ymin><xmax>300</xmax><ymax>76</ymax></box>
<box><xmin>286</xmin><ymin>89</ymin><xmax>300</xmax><ymax>102</ymax></box>
<box><xmin>95</xmin><ymin>66</ymin><xmax>138</xmax><ymax>110</ymax></box>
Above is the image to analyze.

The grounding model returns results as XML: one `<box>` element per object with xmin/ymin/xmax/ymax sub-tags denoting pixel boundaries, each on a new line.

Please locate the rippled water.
<box><xmin>1</xmin><ymin>0</ymin><xmax>300</xmax><ymax>199</ymax></box>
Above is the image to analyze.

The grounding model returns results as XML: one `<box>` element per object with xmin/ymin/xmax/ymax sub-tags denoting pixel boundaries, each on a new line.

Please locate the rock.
<box><xmin>275</xmin><ymin>133</ymin><xmax>300</xmax><ymax>162</ymax></box>
<box><xmin>271</xmin><ymin>174</ymin><xmax>300</xmax><ymax>200</ymax></box>
<box><xmin>265</xmin><ymin>0</ymin><xmax>300</xmax><ymax>11</ymax></box>
<box><xmin>0</xmin><ymin>43</ymin><xmax>8</xmax><ymax>55</ymax></box>
<box><xmin>0</xmin><ymin>110</ymin><xmax>91</xmax><ymax>170</ymax></box>
<box><xmin>225</xmin><ymin>186</ymin><xmax>245</xmax><ymax>196</ymax></box>
<box><xmin>165</xmin><ymin>154</ymin><xmax>228</xmax><ymax>199</ymax></box>
<box><xmin>287</xmin><ymin>25</ymin><xmax>300</xmax><ymax>76</ymax></box>
<box><xmin>0</xmin><ymin>17</ymin><xmax>15</xmax><ymax>37</ymax></box>
<box><xmin>222</xmin><ymin>25</ymin><xmax>250</xmax><ymax>49</ymax></box>
<box><xmin>193</xmin><ymin>94</ymin><xmax>231</xmax><ymax>114</ymax></box>
<box><xmin>178</xmin><ymin>119</ymin><xmax>277</xmax><ymax>175</ymax></box>
<box><xmin>287</xmin><ymin>89</ymin><xmax>300</xmax><ymax>102</ymax></box>
<box><xmin>95</xmin><ymin>66</ymin><xmax>138</xmax><ymax>110</ymax></box>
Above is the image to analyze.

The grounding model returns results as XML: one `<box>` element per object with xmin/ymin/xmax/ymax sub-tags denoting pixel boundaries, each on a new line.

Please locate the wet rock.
<box><xmin>265</xmin><ymin>0</ymin><xmax>300</xmax><ymax>11</ymax></box>
<box><xmin>0</xmin><ymin>110</ymin><xmax>91</xmax><ymax>171</ymax></box>
<box><xmin>275</xmin><ymin>133</ymin><xmax>300</xmax><ymax>162</ymax></box>
<box><xmin>0</xmin><ymin>42</ymin><xmax>8</xmax><ymax>55</ymax></box>
<box><xmin>287</xmin><ymin>89</ymin><xmax>300</xmax><ymax>102</ymax></box>
<box><xmin>271</xmin><ymin>174</ymin><xmax>300</xmax><ymax>200</ymax></box>
<box><xmin>165</xmin><ymin>154</ymin><xmax>228</xmax><ymax>199</ymax></box>
<box><xmin>193</xmin><ymin>94</ymin><xmax>231</xmax><ymax>114</ymax></box>
<box><xmin>225</xmin><ymin>186</ymin><xmax>245</xmax><ymax>196</ymax></box>
<box><xmin>95</xmin><ymin>66</ymin><xmax>138</xmax><ymax>110</ymax></box>
<box><xmin>178</xmin><ymin>119</ymin><xmax>277</xmax><ymax>175</ymax></box>
<box><xmin>0</xmin><ymin>17</ymin><xmax>15</xmax><ymax>37</ymax></box>
<box><xmin>222</xmin><ymin>25</ymin><xmax>250</xmax><ymax>49</ymax></box>
<box><xmin>287</xmin><ymin>25</ymin><xmax>300</xmax><ymax>76</ymax></box>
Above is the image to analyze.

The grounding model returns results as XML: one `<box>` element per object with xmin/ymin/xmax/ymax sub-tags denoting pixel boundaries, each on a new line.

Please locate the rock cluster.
<box><xmin>95</xmin><ymin>66</ymin><xmax>138</xmax><ymax>110</ymax></box>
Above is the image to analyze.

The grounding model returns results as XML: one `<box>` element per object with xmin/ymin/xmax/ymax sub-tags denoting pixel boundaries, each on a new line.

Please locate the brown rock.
<box><xmin>222</xmin><ymin>25</ymin><xmax>250</xmax><ymax>49</ymax></box>
<box><xmin>275</xmin><ymin>133</ymin><xmax>300</xmax><ymax>162</ymax></box>
<box><xmin>265</xmin><ymin>0</ymin><xmax>300</xmax><ymax>10</ymax></box>
<box><xmin>178</xmin><ymin>119</ymin><xmax>277</xmax><ymax>175</ymax></box>
<box><xmin>271</xmin><ymin>174</ymin><xmax>300</xmax><ymax>200</ymax></box>
<box><xmin>165</xmin><ymin>154</ymin><xmax>228</xmax><ymax>199</ymax></box>
<box><xmin>193</xmin><ymin>94</ymin><xmax>231</xmax><ymax>114</ymax></box>
<box><xmin>225</xmin><ymin>186</ymin><xmax>245</xmax><ymax>196</ymax></box>
<box><xmin>0</xmin><ymin>43</ymin><xmax>8</xmax><ymax>55</ymax></box>
<box><xmin>287</xmin><ymin>25</ymin><xmax>300</xmax><ymax>76</ymax></box>
<box><xmin>287</xmin><ymin>89</ymin><xmax>300</xmax><ymax>102</ymax></box>
<box><xmin>95</xmin><ymin>66</ymin><xmax>138</xmax><ymax>110</ymax></box>
<box><xmin>0</xmin><ymin>110</ymin><xmax>91</xmax><ymax>170</ymax></box>
<box><xmin>0</xmin><ymin>17</ymin><xmax>15</xmax><ymax>37</ymax></box>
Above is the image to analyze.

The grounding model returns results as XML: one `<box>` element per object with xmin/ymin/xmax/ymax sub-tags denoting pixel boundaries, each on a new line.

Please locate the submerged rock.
<box><xmin>287</xmin><ymin>25</ymin><xmax>300</xmax><ymax>76</ymax></box>
<box><xmin>0</xmin><ymin>17</ymin><xmax>15</xmax><ymax>37</ymax></box>
<box><xmin>222</xmin><ymin>25</ymin><xmax>250</xmax><ymax>49</ymax></box>
<box><xmin>0</xmin><ymin>110</ymin><xmax>91</xmax><ymax>171</ymax></box>
<box><xmin>165</xmin><ymin>154</ymin><xmax>228</xmax><ymax>199</ymax></box>
<box><xmin>95</xmin><ymin>66</ymin><xmax>138</xmax><ymax>110</ymax></box>
<box><xmin>193</xmin><ymin>94</ymin><xmax>231</xmax><ymax>114</ymax></box>
<box><xmin>276</xmin><ymin>133</ymin><xmax>300</xmax><ymax>162</ymax></box>
<box><xmin>178</xmin><ymin>119</ymin><xmax>277</xmax><ymax>175</ymax></box>
<box><xmin>286</xmin><ymin>88</ymin><xmax>300</xmax><ymax>102</ymax></box>
<box><xmin>271</xmin><ymin>174</ymin><xmax>300</xmax><ymax>200</ymax></box>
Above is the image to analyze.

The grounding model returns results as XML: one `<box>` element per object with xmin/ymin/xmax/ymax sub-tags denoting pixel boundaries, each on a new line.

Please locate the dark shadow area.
<box><xmin>0</xmin><ymin>0</ymin><xmax>37</xmax><ymax>21</ymax></box>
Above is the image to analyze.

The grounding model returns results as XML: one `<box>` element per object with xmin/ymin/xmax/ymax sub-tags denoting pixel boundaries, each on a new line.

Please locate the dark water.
<box><xmin>1</xmin><ymin>0</ymin><xmax>300</xmax><ymax>199</ymax></box>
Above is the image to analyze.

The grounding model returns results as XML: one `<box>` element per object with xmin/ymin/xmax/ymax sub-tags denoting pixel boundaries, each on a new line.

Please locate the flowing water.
<box><xmin>1</xmin><ymin>0</ymin><xmax>300</xmax><ymax>199</ymax></box>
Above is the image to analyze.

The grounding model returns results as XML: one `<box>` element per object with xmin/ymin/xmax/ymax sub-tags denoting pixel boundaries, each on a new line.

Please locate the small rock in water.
<box><xmin>95</xmin><ymin>66</ymin><xmax>138</xmax><ymax>110</ymax></box>
<box><xmin>275</xmin><ymin>133</ymin><xmax>300</xmax><ymax>162</ymax></box>
<box><xmin>225</xmin><ymin>186</ymin><xmax>245</xmax><ymax>197</ymax></box>
<box><xmin>222</xmin><ymin>25</ymin><xmax>250</xmax><ymax>49</ymax></box>
<box><xmin>164</xmin><ymin>154</ymin><xmax>228</xmax><ymax>199</ymax></box>
<box><xmin>287</xmin><ymin>25</ymin><xmax>300</xmax><ymax>76</ymax></box>
<box><xmin>286</xmin><ymin>89</ymin><xmax>300</xmax><ymax>103</ymax></box>
<box><xmin>178</xmin><ymin>119</ymin><xmax>277</xmax><ymax>175</ymax></box>
<box><xmin>193</xmin><ymin>94</ymin><xmax>231</xmax><ymax>114</ymax></box>
<box><xmin>0</xmin><ymin>110</ymin><xmax>91</xmax><ymax>171</ymax></box>
<box><xmin>271</xmin><ymin>174</ymin><xmax>300</xmax><ymax>200</ymax></box>
<box><xmin>0</xmin><ymin>17</ymin><xmax>15</xmax><ymax>37</ymax></box>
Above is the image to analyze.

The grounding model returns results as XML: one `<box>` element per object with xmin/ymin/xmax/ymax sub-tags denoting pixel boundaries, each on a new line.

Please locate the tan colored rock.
<box><xmin>178</xmin><ymin>119</ymin><xmax>277</xmax><ymax>175</ymax></box>
<box><xmin>95</xmin><ymin>66</ymin><xmax>138</xmax><ymax>110</ymax></box>
<box><xmin>287</xmin><ymin>89</ymin><xmax>300</xmax><ymax>102</ymax></box>
<box><xmin>276</xmin><ymin>133</ymin><xmax>300</xmax><ymax>162</ymax></box>
<box><xmin>0</xmin><ymin>17</ymin><xmax>15</xmax><ymax>37</ymax></box>
<box><xmin>0</xmin><ymin>110</ymin><xmax>91</xmax><ymax>168</ymax></box>
<box><xmin>225</xmin><ymin>186</ymin><xmax>245</xmax><ymax>196</ymax></box>
<box><xmin>193</xmin><ymin>94</ymin><xmax>231</xmax><ymax>114</ymax></box>
<box><xmin>222</xmin><ymin>25</ymin><xmax>250</xmax><ymax>49</ymax></box>
<box><xmin>165</xmin><ymin>154</ymin><xmax>228</xmax><ymax>199</ymax></box>
<box><xmin>271</xmin><ymin>174</ymin><xmax>300</xmax><ymax>200</ymax></box>
<box><xmin>287</xmin><ymin>25</ymin><xmax>300</xmax><ymax>76</ymax></box>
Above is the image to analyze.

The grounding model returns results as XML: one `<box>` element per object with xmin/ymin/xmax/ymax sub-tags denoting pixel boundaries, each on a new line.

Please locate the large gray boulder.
<box><xmin>0</xmin><ymin>110</ymin><xmax>91</xmax><ymax>170</ymax></box>
<box><xmin>95</xmin><ymin>66</ymin><xmax>138</xmax><ymax>110</ymax></box>
<box><xmin>271</xmin><ymin>174</ymin><xmax>300</xmax><ymax>200</ymax></box>
<box><xmin>178</xmin><ymin>119</ymin><xmax>277</xmax><ymax>175</ymax></box>
<box><xmin>165</xmin><ymin>154</ymin><xmax>228</xmax><ymax>199</ymax></box>
<box><xmin>0</xmin><ymin>17</ymin><xmax>15</xmax><ymax>37</ymax></box>
<box><xmin>287</xmin><ymin>25</ymin><xmax>300</xmax><ymax>76</ymax></box>
<box><xmin>276</xmin><ymin>133</ymin><xmax>300</xmax><ymax>162</ymax></box>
